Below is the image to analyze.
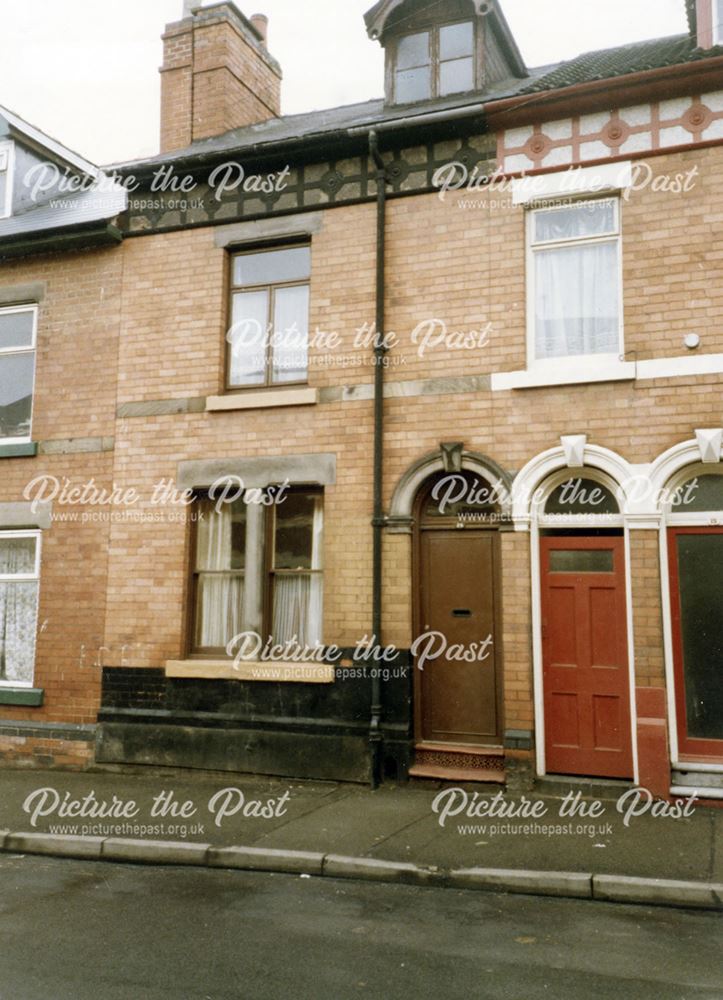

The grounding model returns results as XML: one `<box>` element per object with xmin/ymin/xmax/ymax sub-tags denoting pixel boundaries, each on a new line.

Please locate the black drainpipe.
<box><xmin>368</xmin><ymin>130</ymin><xmax>389</xmax><ymax>789</ymax></box>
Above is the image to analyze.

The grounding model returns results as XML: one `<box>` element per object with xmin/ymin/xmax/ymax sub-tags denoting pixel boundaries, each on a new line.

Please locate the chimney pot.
<box><xmin>250</xmin><ymin>13</ymin><xmax>269</xmax><ymax>44</ymax></box>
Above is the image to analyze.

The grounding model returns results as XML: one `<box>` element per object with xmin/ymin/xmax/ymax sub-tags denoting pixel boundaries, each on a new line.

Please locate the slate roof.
<box><xmin>109</xmin><ymin>74</ymin><xmax>540</xmax><ymax>171</ymax></box>
<box><xmin>112</xmin><ymin>22</ymin><xmax>723</xmax><ymax>172</ymax></box>
<box><xmin>517</xmin><ymin>32</ymin><xmax>723</xmax><ymax>94</ymax></box>
<box><xmin>0</xmin><ymin>103</ymin><xmax>127</xmax><ymax>242</ymax></box>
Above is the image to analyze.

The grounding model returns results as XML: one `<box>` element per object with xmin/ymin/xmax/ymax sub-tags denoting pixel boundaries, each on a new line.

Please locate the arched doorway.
<box><xmin>410</xmin><ymin>470</ymin><xmax>505</xmax><ymax>778</ymax></box>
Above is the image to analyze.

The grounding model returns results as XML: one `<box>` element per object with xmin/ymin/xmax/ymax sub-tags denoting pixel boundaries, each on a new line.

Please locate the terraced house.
<box><xmin>0</xmin><ymin>0</ymin><xmax>721</xmax><ymax>798</ymax></box>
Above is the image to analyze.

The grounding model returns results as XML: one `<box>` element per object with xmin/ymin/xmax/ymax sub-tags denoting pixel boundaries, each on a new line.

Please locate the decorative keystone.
<box><xmin>560</xmin><ymin>435</ymin><xmax>587</xmax><ymax>468</ymax></box>
<box><xmin>695</xmin><ymin>428</ymin><xmax>722</xmax><ymax>464</ymax></box>
<box><xmin>440</xmin><ymin>442</ymin><xmax>464</xmax><ymax>473</ymax></box>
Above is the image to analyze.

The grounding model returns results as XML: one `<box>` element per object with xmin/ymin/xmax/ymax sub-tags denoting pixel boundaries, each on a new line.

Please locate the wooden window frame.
<box><xmin>226</xmin><ymin>243</ymin><xmax>311</xmax><ymax>392</ymax></box>
<box><xmin>390</xmin><ymin>19</ymin><xmax>479</xmax><ymax>105</ymax></box>
<box><xmin>186</xmin><ymin>487</ymin><xmax>324</xmax><ymax>658</ymax></box>
<box><xmin>186</xmin><ymin>493</ymin><xmax>247</xmax><ymax>658</ymax></box>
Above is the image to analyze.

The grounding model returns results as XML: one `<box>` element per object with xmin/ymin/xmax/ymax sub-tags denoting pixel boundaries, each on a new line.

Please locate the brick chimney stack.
<box><xmin>694</xmin><ymin>0</ymin><xmax>720</xmax><ymax>48</ymax></box>
<box><xmin>160</xmin><ymin>2</ymin><xmax>282</xmax><ymax>154</ymax></box>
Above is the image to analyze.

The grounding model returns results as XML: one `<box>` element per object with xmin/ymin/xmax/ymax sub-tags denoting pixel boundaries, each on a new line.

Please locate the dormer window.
<box><xmin>0</xmin><ymin>140</ymin><xmax>14</xmax><ymax>219</ymax></box>
<box><xmin>393</xmin><ymin>20</ymin><xmax>475</xmax><ymax>104</ymax></box>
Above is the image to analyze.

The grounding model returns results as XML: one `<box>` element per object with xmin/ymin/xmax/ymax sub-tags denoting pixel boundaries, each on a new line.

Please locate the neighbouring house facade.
<box><xmin>0</xmin><ymin>0</ymin><xmax>721</xmax><ymax>796</ymax></box>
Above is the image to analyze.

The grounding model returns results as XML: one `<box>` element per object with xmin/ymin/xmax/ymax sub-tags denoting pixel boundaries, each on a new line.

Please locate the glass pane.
<box><xmin>274</xmin><ymin>493</ymin><xmax>321</xmax><ymax>570</ymax></box>
<box><xmin>534</xmin><ymin>200</ymin><xmax>617</xmax><ymax>243</ymax></box>
<box><xmin>272</xmin><ymin>573</ymin><xmax>323</xmax><ymax>647</ymax></box>
<box><xmin>195</xmin><ymin>574</ymin><xmax>244</xmax><ymax>649</ymax></box>
<box><xmin>535</xmin><ymin>241</ymin><xmax>619</xmax><ymax>359</ymax></box>
<box><xmin>0</xmin><ymin>354</ymin><xmax>34</xmax><ymax>439</ymax></box>
<box><xmin>0</xmin><ymin>536</ymin><xmax>37</xmax><ymax>576</ymax></box>
<box><xmin>233</xmin><ymin>247</ymin><xmax>310</xmax><ymax>287</ymax></box>
<box><xmin>0</xmin><ymin>171</ymin><xmax>6</xmax><ymax>214</ymax></box>
<box><xmin>228</xmin><ymin>289</ymin><xmax>269</xmax><ymax>386</ymax></box>
<box><xmin>0</xmin><ymin>310</ymin><xmax>34</xmax><ymax>350</ymax></box>
<box><xmin>675</xmin><ymin>533</ymin><xmax>723</xmax><ymax>740</ymax></box>
<box><xmin>422</xmin><ymin>473</ymin><xmax>500</xmax><ymax>519</ymax></box>
<box><xmin>545</xmin><ymin>478</ymin><xmax>620</xmax><ymax>516</ymax></box>
<box><xmin>0</xmin><ymin>581</ymin><xmax>38</xmax><ymax>684</ymax></box>
<box><xmin>272</xmin><ymin>284</ymin><xmax>309</xmax><ymax>384</ymax></box>
<box><xmin>396</xmin><ymin>31</ymin><xmax>430</xmax><ymax>70</ymax></box>
<box><xmin>395</xmin><ymin>66</ymin><xmax>432</xmax><ymax>103</ymax></box>
<box><xmin>439</xmin><ymin>57</ymin><xmax>475</xmax><ymax>96</ymax></box>
<box><xmin>195</xmin><ymin>499</ymin><xmax>246</xmax><ymax>571</ymax></box>
<box><xmin>671</xmin><ymin>474</ymin><xmax>723</xmax><ymax>512</ymax></box>
<box><xmin>549</xmin><ymin>549</ymin><xmax>614</xmax><ymax>573</ymax></box>
<box><xmin>439</xmin><ymin>22</ymin><xmax>474</xmax><ymax>59</ymax></box>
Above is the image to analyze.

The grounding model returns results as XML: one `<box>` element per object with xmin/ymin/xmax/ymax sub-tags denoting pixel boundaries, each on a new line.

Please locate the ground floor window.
<box><xmin>0</xmin><ymin>530</ymin><xmax>41</xmax><ymax>686</ymax></box>
<box><xmin>190</xmin><ymin>488</ymin><xmax>323</xmax><ymax>655</ymax></box>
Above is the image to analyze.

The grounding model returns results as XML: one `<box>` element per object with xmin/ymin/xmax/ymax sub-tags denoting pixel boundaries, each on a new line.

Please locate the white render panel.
<box><xmin>660</xmin><ymin>125</ymin><xmax>693</xmax><ymax>146</ymax></box>
<box><xmin>620</xmin><ymin>104</ymin><xmax>652</xmax><ymax>127</ymax></box>
<box><xmin>659</xmin><ymin>96</ymin><xmax>693</xmax><ymax>119</ymax></box>
<box><xmin>541</xmin><ymin>144</ymin><xmax>574</xmax><ymax>166</ymax></box>
<box><xmin>505</xmin><ymin>125</ymin><xmax>535</xmax><ymax>148</ymax></box>
<box><xmin>579</xmin><ymin>111</ymin><xmax>611</xmax><ymax>135</ymax></box>
<box><xmin>545</xmin><ymin>119</ymin><xmax>574</xmax><ymax>140</ymax></box>
<box><xmin>580</xmin><ymin>140</ymin><xmax>611</xmax><ymax>160</ymax></box>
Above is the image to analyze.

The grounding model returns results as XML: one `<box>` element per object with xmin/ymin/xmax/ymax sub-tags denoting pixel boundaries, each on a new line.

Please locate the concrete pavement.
<box><xmin>0</xmin><ymin>766</ymin><xmax>721</xmax><ymax>909</ymax></box>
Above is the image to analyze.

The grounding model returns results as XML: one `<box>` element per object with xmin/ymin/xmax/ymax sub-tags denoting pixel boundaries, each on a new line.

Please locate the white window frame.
<box><xmin>0</xmin><ymin>528</ymin><xmax>42</xmax><ymax>689</ymax></box>
<box><xmin>0</xmin><ymin>303</ymin><xmax>38</xmax><ymax>444</ymax></box>
<box><xmin>0</xmin><ymin>139</ymin><xmax>15</xmax><ymax>220</ymax></box>
<box><xmin>526</xmin><ymin>195</ymin><xmax>625</xmax><ymax>378</ymax></box>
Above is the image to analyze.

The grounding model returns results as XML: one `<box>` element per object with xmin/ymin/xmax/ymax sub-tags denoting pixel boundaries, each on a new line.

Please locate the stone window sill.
<box><xmin>165</xmin><ymin>659</ymin><xmax>334</xmax><ymax>684</ymax></box>
<box><xmin>0</xmin><ymin>441</ymin><xmax>37</xmax><ymax>458</ymax></box>
<box><xmin>0</xmin><ymin>687</ymin><xmax>44</xmax><ymax>706</ymax></box>
<box><xmin>206</xmin><ymin>387</ymin><xmax>318</xmax><ymax>412</ymax></box>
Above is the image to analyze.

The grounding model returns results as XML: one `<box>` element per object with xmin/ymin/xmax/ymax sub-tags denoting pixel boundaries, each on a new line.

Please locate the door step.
<box><xmin>409</xmin><ymin>744</ymin><xmax>505</xmax><ymax>784</ymax></box>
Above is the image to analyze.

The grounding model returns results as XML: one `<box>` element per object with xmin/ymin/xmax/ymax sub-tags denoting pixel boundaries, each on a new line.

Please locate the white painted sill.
<box><xmin>491</xmin><ymin>358</ymin><xmax>636</xmax><ymax>391</ymax></box>
<box><xmin>165</xmin><ymin>659</ymin><xmax>334</xmax><ymax>684</ymax></box>
<box><xmin>491</xmin><ymin>353</ymin><xmax>723</xmax><ymax>391</ymax></box>
<box><xmin>206</xmin><ymin>387</ymin><xmax>318</xmax><ymax>412</ymax></box>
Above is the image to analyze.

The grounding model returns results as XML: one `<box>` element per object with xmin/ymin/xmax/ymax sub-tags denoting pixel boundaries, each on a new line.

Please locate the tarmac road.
<box><xmin>0</xmin><ymin>855</ymin><xmax>720</xmax><ymax>1000</ymax></box>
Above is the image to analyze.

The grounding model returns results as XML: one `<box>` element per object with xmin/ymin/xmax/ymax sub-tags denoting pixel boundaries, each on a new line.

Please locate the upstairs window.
<box><xmin>0</xmin><ymin>140</ymin><xmax>13</xmax><ymax>219</ymax></box>
<box><xmin>717</xmin><ymin>0</ymin><xmax>723</xmax><ymax>44</ymax></box>
<box><xmin>393</xmin><ymin>21</ymin><xmax>475</xmax><ymax>104</ymax></box>
<box><xmin>0</xmin><ymin>304</ymin><xmax>37</xmax><ymax>442</ymax></box>
<box><xmin>227</xmin><ymin>245</ymin><xmax>311</xmax><ymax>389</ymax></box>
<box><xmin>0</xmin><ymin>531</ymin><xmax>41</xmax><ymax>687</ymax></box>
<box><xmin>528</xmin><ymin>198</ymin><xmax>622</xmax><ymax>364</ymax></box>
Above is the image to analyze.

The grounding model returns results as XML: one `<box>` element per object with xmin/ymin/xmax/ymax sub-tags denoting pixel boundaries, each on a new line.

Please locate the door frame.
<box><xmin>658</xmin><ymin>462</ymin><xmax>723</xmax><ymax>771</ymax></box>
<box><xmin>529</xmin><ymin>467</ymin><xmax>639</xmax><ymax>781</ymax></box>
<box><xmin>665</xmin><ymin>524</ymin><xmax>723</xmax><ymax>763</ymax></box>
<box><xmin>411</xmin><ymin>480</ymin><xmax>505</xmax><ymax>747</ymax></box>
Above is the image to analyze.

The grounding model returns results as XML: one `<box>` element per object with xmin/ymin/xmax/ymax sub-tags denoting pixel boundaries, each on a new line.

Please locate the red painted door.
<box><xmin>541</xmin><ymin>536</ymin><xmax>633</xmax><ymax>778</ymax></box>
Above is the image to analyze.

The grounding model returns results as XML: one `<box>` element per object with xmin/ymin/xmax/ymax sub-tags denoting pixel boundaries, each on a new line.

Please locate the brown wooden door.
<box><xmin>417</xmin><ymin>530</ymin><xmax>500</xmax><ymax>745</ymax></box>
<box><xmin>541</xmin><ymin>535</ymin><xmax>633</xmax><ymax>778</ymax></box>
